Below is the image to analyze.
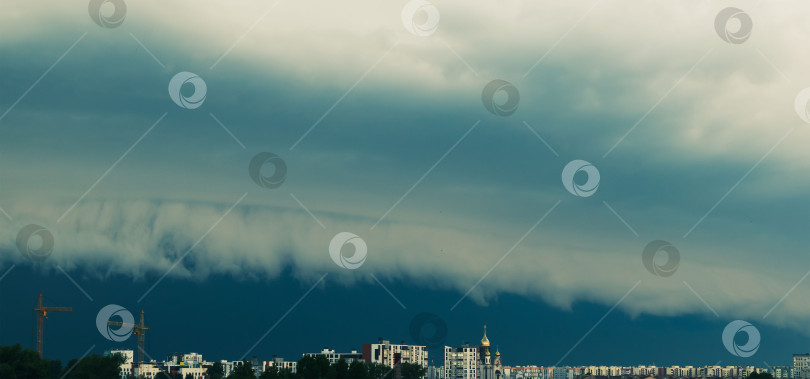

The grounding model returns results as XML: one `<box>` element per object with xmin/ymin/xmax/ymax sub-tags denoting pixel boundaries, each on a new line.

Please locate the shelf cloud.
<box><xmin>2</xmin><ymin>0</ymin><xmax>810</xmax><ymax>342</ymax></box>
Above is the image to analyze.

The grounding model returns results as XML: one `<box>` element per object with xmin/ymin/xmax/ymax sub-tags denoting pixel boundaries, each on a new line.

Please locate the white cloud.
<box><xmin>3</xmin><ymin>198</ymin><xmax>810</xmax><ymax>335</ymax></box>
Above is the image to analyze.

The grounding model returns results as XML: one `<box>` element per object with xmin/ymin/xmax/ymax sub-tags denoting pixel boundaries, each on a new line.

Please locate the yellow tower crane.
<box><xmin>32</xmin><ymin>293</ymin><xmax>73</xmax><ymax>357</ymax></box>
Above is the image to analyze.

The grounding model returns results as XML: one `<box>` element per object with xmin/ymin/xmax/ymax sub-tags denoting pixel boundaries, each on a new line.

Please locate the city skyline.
<box><xmin>49</xmin><ymin>328</ymin><xmax>810</xmax><ymax>379</ymax></box>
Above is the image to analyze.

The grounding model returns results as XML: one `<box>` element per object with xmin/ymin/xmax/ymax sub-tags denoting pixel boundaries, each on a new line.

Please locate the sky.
<box><xmin>2</xmin><ymin>0</ymin><xmax>810</xmax><ymax>368</ymax></box>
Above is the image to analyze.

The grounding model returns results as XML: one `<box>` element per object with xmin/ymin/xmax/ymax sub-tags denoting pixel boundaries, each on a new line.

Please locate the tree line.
<box><xmin>0</xmin><ymin>344</ymin><xmax>125</xmax><ymax>379</ymax></box>
<box><xmin>0</xmin><ymin>344</ymin><xmax>427</xmax><ymax>379</ymax></box>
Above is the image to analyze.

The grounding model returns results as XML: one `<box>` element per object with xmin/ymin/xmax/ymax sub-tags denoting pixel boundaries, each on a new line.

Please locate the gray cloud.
<box><xmin>2</xmin><ymin>0</ymin><xmax>810</xmax><ymax>339</ymax></box>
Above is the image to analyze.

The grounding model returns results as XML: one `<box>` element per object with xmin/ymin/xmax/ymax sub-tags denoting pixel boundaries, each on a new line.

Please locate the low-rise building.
<box><xmin>304</xmin><ymin>348</ymin><xmax>364</xmax><ymax>365</ymax></box>
<box><xmin>769</xmin><ymin>365</ymin><xmax>794</xmax><ymax>378</ymax></box>
<box><xmin>264</xmin><ymin>356</ymin><xmax>299</xmax><ymax>373</ymax></box>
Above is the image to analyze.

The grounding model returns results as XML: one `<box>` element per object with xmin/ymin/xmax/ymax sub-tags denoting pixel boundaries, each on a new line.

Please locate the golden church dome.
<box><xmin>481</xmin><ymin>325</ymin><xmax>490</xmax><ymax>346</ymax></box>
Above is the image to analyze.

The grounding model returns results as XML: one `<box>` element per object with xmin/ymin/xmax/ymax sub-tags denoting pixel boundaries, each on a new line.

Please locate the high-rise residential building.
<box><xmin>796</xmin><ymin>354</ymin><xmax>810</xmax><ymax>379</ymax></box>
<box><xmin>444</xmin><ymin>344</ymin><xmax>478</xmax><ymax>379</ymax></box>
<box><xmin>362</xmin><ymin>338</ymin><xmax>429</xmax><ymax>369</ymax></box>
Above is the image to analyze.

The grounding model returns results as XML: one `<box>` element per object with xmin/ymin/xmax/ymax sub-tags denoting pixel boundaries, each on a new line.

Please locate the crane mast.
<box><xmin>32</xmin><ymin>293</ymin><xmax>72</xmax><ymax>357</ymax></box>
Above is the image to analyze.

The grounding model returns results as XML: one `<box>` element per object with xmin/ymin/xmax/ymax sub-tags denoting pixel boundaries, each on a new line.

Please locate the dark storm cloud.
<box><xmin>2</xmin><ymin>0</ymin><xmax>810</xmax><ymax>337</ymax></box>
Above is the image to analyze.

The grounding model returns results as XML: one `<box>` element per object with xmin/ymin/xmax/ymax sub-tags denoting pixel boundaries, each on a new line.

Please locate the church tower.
<box><xmin>479</xmin><ymin>326</ymin><xmax>502</xmax><ymax>379</ymax></box>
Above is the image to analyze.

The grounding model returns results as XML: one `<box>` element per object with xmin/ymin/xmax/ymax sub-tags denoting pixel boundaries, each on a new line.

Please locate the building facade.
<box><xmin>769</xmin><ymin>365</ymin><xmax>794</xmax><ymax>378</ymax></box>
<box><xmin>363</xmin><ymin>339</ymin><xmax>429</xmax><ymax>369</ymax></box>
<box><xmin>445</xmin><ymin>344</ymin><xmax>478</xmax><ymax>379</ymax></box>
<box><xmin>264</xmin><ymin>356</ymin><xmax>299</xmax><ymax>373</ymax></box>
<box><xmin>304</xmin><ymin>348</ymin><xmax>364</xmax><ymax>365</ymax></box>
<box><xmin>796</xmin><ymin>354</ymin><xmax>810</xmax><ymax>379</ymax></box>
